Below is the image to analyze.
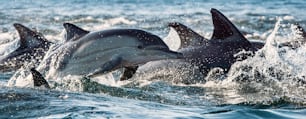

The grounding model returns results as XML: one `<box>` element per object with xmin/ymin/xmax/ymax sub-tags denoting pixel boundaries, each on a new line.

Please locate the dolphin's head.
<box><xmin>84</xmin><ymin>29</ymin><xmax>182</xmax><ymax>66</ymax></box>
<box><xmin>126</xmin><ymin>44</ymin><xmax>182</xmax><ymax>65</ymax></box>
<box><xmin>117</xmin><ymin>29</ymin><xmax>182</xmax><ymax>65</ymax></box>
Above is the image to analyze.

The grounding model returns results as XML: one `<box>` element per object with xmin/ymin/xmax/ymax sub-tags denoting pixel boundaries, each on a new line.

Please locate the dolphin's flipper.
<box><xmin>30</xmin><ymin>68</ymin><xmax>50</xmax><ymax>89</ymax></box>
<box><xmin>63</xmin><ymin>23</ymin><xmax>89</xmax><ymax>41</ymax></box>
<box><xmin>13</xmin><ymin>23</ymin><xmax>51</xmax><ymax>49</ymax></box>
<box><xmin>210</xmin><ymin>8</ymin><xmax>254</xmax><ymax>50</ymax></box>
<box><xmin>120</xmin><ymin>66</ymin><xmax>138</xmax><ymax>81</ymax></box>
<box><xmin>168</xmin><ymin>22</ymin><xmax>207</xmax><ymax>48</ymax></box>
<box><xmin>87</xmin><ymin>56</ymin><xmax>123</xmax><ymax>78</ymax></box>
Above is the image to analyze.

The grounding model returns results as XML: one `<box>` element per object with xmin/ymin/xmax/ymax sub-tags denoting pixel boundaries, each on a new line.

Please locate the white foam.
<box><xmin>0</xmin><ymin>32</ymin><xmax>19</xmax><ymax>56</ymax></box>
<box><xmin>163</xmin><ymin>27</ymin><xmax>181</xmax><ymax>51</ymax></box>
<box><xmin>83</xmin><ymin>17</ymin><xmax>137</xmax><ymax>31</ymax></box>
<box><xmin>7</xmin><ymin>68</ymin><xmax>33</xmax><ymax>88</ymax></box>
<box><xmin>283</xmin><ymin>15</ymin><xmax>294</xmax><ymax>20</ymax></box>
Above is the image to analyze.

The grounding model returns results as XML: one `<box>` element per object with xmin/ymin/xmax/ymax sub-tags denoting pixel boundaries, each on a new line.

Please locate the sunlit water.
<box><xmin>1</xmin><ymin>0</ymin><xmax>306</xmax><ymax>118</ymax></box>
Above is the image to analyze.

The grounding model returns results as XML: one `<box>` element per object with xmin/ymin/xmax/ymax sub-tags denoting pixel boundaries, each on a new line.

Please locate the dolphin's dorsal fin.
<box><xmin>210</xmin><ymin>8</ymin><xmax>246</xmax><ymax>41</ymax></box>
<box><xmin>63</xmin><ymin>23</ymin><xmax>89</xmax><ymax>41</ymax></box>
<box><xmin>13</xmin><ymin>23</ymin><xmax>50</xmax><ymax>49</ymax></box>
<box><xmin>210</xmin><ymin>8</ymin><xmax>253</xmax><ymax>50</ymax></box>
<box><xmin>30</xmin><ymin>68</ymin><xmax>50</xmax><ymax>89</ymax></box>
<box><xmin>168</xmin><ymin>22</ymin><xmax>208</xmax><ymax>49</ymax></box>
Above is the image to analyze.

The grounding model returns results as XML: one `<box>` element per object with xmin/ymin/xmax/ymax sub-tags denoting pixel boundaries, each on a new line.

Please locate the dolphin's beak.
<box><xmin>144</xmin><ymin>45</ymin><xmax>183</xmax><ymax>59</ymax></box>
<box><xmin>164</xmin><ymin>50</ymin><xmax>183</xmax><ymax>59</ymax></box>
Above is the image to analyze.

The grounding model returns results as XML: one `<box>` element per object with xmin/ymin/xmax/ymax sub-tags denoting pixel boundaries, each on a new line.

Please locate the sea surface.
<box><xmin>1</xmin><ymin>0</ymin><xmax>306</xmax><ymax>118</ymax></box>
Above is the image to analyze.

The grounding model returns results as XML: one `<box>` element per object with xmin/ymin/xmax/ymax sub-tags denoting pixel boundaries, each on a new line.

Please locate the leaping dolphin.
<box><xmin>33</xmin><ymin>23</ymin><xmax>182</xmax><ymax>81</ymax></box>
<box><xmin>168</xmin><ymin>8</ymin><xmax>259</xmax><ymax>74</ymax></box>
<box><xmin>0</xmin><ymin>23</ymin><xmax>52</xmax><ymax>72</ymax></box>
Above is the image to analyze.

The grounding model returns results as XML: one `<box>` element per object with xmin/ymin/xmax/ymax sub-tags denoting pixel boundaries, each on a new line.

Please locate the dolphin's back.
<box><xmin>82</xmin><ymin>29</ymin><xmax>168</xmax><ymax>47</ymax></box>
<box><xmin>179</xmin><ymin>40</ymin><xmax>240</xmax><ymax>73</ymax></box>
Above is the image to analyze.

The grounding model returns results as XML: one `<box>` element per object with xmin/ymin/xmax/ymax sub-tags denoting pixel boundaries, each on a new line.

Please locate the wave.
<box><xmin>4</xmin><ymin>18</ymin><xmax>306</xmax><ymax>108</ymax></box>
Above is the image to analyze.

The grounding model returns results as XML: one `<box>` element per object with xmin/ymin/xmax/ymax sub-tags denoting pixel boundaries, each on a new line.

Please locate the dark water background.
<box><xmin>1</xmin><ymin>0</ymin><xmax>306</xmax><ymax>118</ymax></box>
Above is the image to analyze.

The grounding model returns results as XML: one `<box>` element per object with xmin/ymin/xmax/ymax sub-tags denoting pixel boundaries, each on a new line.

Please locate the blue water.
<box><xmin>1</xmin><ymin>0</ymin><xmax>306</xmax><ymax>118</ymax></box>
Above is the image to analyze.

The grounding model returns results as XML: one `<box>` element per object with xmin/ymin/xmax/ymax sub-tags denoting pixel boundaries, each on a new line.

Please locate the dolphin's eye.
<box><xmin>137</xmin><ymin>45</ymin><xmax>144</xmax><ymax>49</ymax></box>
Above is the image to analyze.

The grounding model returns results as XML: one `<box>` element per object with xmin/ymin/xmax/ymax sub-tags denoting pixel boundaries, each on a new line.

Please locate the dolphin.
<box><xmin>168</xmin><ymin>22</ymin><xmax>265</xmax><ymax>50</ymax></box>
<box><xmin>33</xmin><ymin>23</ymin><xmax>182</xmax><ymax>81</ymax></box>
<box><xmin>0</xmin><ymin>23</ymin><xmax>52</xmax><ymax>72</ymax></box>
<box><xmin>168</xmin><ymin>8</ymin><xmax>259</xmax><ymax>74</ymax></box>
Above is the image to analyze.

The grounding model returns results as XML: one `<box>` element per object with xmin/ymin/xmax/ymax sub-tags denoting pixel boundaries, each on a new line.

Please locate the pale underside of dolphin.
<box><xmin>0</xmin><ymin>23</ymin><xmax>52</xmax><ymax>72</ymax></box>
<box><xmin>168</xmin><ymin>8</ymin><xmax>258</xmax><ymax>74</ymax></box>
<box><xmin>34</xmin><ymin>23</ymin><xmax>181</xmax><ymax>82</ymax></box>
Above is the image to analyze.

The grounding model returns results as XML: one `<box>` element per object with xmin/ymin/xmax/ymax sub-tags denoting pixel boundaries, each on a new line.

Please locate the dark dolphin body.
<box><xmin>31</xmin><ymin>23</ymin><xmax>182</xmax><ymax>86</ymax></box>
<box><xmin>30</xmin><ymin>68</ymin><xmax>50</xmax><ymax>88</ymax></box>
<box><xmin>0</xmin><ymin>23</ymin><xmax>52</xmax><ymax>72</ymax></box>
<box><xmin>169</xmin><ymin>8</ymin><xmax>261</xmax><ymax>74</ymax></box>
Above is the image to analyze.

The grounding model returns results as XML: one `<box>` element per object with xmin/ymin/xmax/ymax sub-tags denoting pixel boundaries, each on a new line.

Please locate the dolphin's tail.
<box><xmin>30</xmin><ymin>68</ymin><xmax>50</xmax><ymax>89</ymax></box>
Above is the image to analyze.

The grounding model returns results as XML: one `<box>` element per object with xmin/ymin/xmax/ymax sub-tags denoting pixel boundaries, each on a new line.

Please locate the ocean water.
<box><xmin>1</xmin><ymin>0</ymin><xmax>306</xmax><ymax>118</ymax></box>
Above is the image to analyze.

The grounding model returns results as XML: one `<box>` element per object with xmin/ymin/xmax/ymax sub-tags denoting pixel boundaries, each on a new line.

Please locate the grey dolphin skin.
<box><xmin>0</xmin><ymin>23</ymin><xmax>52</xmax><ymax>72</ymax></box>
<box><xmin>34</xmin><ymin>23</ymin><xmax>182</xmax><ymax>82</ymax></box>
<box><xmin>169</xmin><ymin>8</ymin><xmax>258</xmax><ymax>74</ymax></box>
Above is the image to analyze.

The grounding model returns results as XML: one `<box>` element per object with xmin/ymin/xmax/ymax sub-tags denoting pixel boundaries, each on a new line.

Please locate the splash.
<box><xmin>6</xmin><ymin>19</ymin><xmax>306</xmax><ymax>106</ymax></box>
<box><xmin>163</xmin><ymin>27</ymin><xmax>181</xmax><ymax>51</ymax></box>
<box><xmin>120</xmin><ymin>19</ymin><xmax>306</xmax><ymax>105</ymax></box>
<box><xmin>0</xmin><ymin>32</ymin><xmax>19</xmax><ymax>56</ymax></box>
<box><xmin>213</xmin><ymin>18</ymin><xmax>306</xmax><ymax>105</ymax></box>
<box><xmin>80</xmin><ymin>17</ymin><xmax>137</xmax><ymax>31</ymax></box>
